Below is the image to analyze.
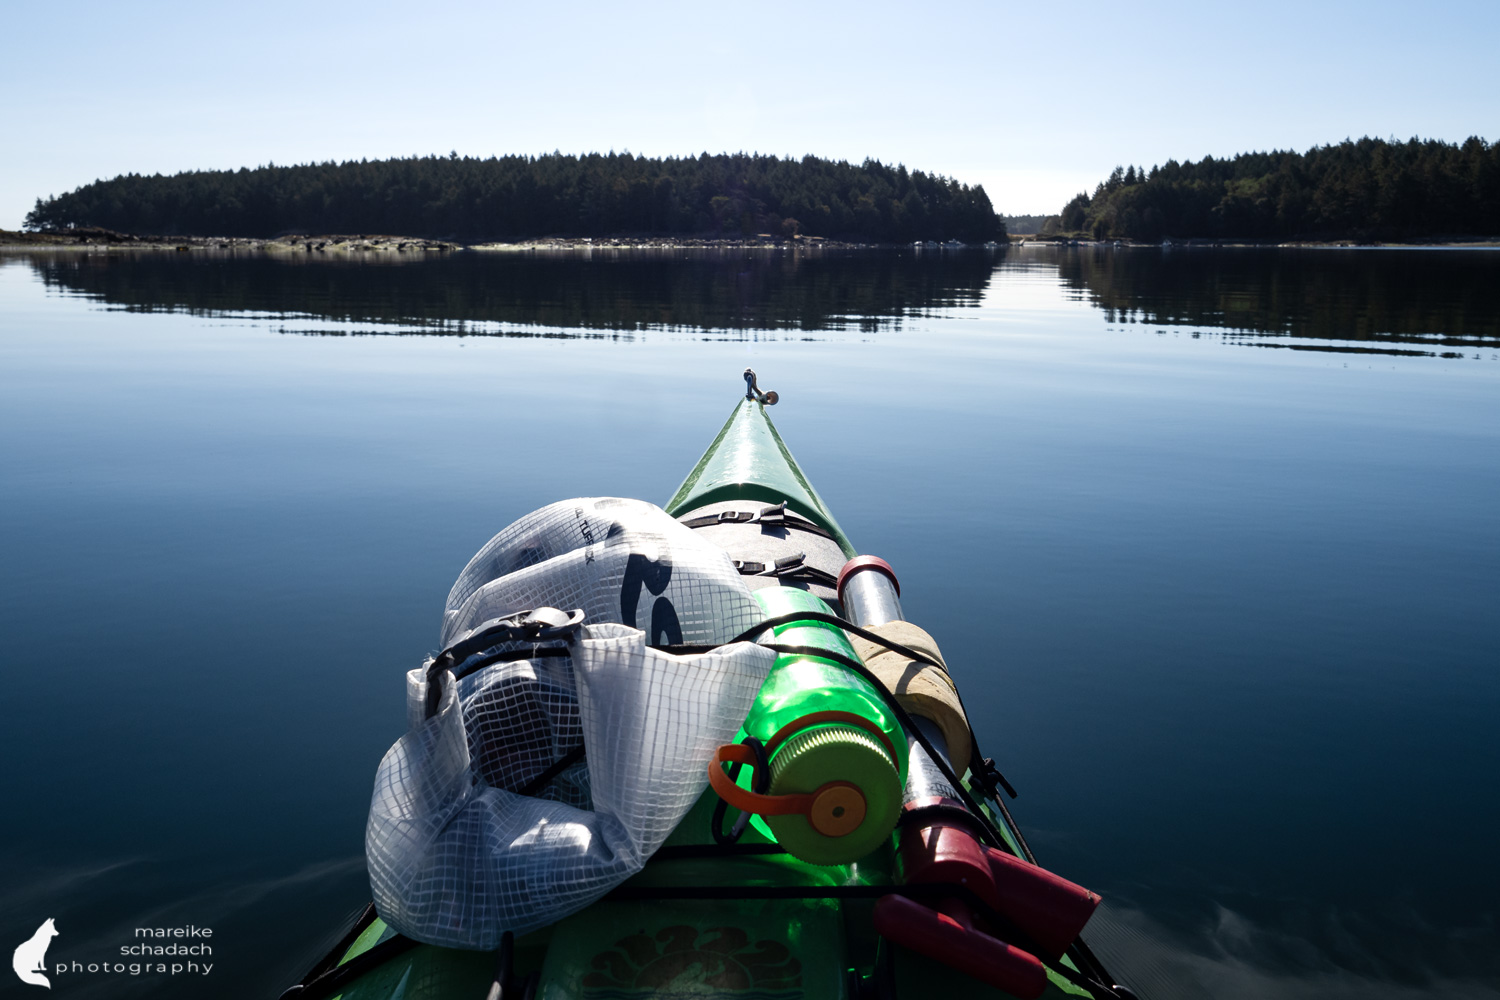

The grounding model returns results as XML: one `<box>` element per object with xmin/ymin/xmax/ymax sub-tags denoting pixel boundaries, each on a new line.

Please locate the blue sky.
<box><xmin>3</xmin><ymin>0</ymin><xmax>1496</xmax><ymax>229</ymax></box>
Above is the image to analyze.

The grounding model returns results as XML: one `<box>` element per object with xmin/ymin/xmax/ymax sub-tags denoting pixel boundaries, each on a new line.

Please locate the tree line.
<box><xmin>24</xmin><ymin>152</ymin><xmax>1004</xmax><ymax>244</ymax></box>
<box><xmin>1055</xmin><ymin>137</ymin><xmax>1499</xmax><ymax>241</ymax></box>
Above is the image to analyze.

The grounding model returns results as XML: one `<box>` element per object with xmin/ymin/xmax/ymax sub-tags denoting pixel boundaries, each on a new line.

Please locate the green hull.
<box><xmin>292</xmin><ymin>398</ymin><xmax>1099</xmax><ymax>1000</ymax></box>
<box><xmin>666</xmin><ymin>398</ymin><xmax>856</xmax><ymax>557</ymax></box>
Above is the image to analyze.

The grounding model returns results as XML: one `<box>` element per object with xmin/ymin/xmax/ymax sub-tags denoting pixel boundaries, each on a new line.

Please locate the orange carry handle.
<box><xmin>708</xmin><ymin>744</ymin><xmax>868</xmax><ymax>837</ymax></box>
<box><xmin>709</xmin><ymin>743</ymin><xmax>814</xmax><ymax>816</ymax></box>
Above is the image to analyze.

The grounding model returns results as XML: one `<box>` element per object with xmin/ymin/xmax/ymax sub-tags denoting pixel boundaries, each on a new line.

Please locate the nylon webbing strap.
<box><xmin>680</xmin><ymin>501</ymin><xmax>835</xmax><ymax>541</ymax></box>
<box><xmin>516</xmin><ymin>743</ymin><xmax>586</xmax><ymax>798</ymax></box>
<box><xmin>279</xmin><ymin>930</ymin><xmax>418</xmax><ymax>1000</ymax></box>
<box><xmin>732</xmin><ymin>554</ymin><xmax>839</xmax><ymax>589</ymax></box>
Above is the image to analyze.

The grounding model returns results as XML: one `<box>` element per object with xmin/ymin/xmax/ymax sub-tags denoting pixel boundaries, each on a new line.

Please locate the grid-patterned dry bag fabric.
<box><xmin>366</xmin><ymin>499</ymin><xmax>773</xmax><ymax>949</ymax></box>
<box><xmin>442</xmin><ymin>497</ymin><xmax>765</xmax><ymax>649</ymax></box>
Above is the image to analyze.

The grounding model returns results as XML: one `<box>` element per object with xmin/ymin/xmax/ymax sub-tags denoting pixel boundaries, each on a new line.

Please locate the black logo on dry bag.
<box><xmin>620</xmin><ymin>553</ymin><xmax>683</xmax><ymax>645</ymax></box>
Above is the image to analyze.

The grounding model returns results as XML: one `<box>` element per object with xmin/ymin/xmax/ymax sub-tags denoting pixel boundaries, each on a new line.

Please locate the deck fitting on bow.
<box><xmin>744</xmin><ymin>368</ymin><xmax>779</xmax><ymax>405</ymax></box>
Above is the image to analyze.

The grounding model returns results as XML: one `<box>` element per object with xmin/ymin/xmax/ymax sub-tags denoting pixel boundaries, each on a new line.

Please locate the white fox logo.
<box><xmin>12</xmin><ymin>918</ymin><xmax>57</xmax><ymax>989</ymax></box>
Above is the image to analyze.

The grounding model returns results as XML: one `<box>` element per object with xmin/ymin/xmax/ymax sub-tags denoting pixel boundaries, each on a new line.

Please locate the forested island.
<box><xmin>1049</xmin><ymin>137</ymin><xmax>1499</xmax><ymax>242</ymax></box>
<box><xmin>22</xmin><ymin>153</ymin><xmax>1003</xmax><ymax>244</ymax></box>
<box><xmin>21</xmin><ymin>138</ymin><xmax>1498</xmax><ymax>248</ymax></box>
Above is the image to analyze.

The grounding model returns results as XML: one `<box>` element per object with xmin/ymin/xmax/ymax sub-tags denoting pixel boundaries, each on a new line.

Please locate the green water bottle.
<box><xmin>709</xmin><ymin>587</ymin><xmax>908</xmax><ymax>865</ymax></box>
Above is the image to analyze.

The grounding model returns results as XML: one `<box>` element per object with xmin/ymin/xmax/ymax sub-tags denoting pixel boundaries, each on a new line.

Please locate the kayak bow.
<box><xmin>282</xmin><ymin>372</ymin><xmax>1125</xmax><ymax>1000</ymax></box>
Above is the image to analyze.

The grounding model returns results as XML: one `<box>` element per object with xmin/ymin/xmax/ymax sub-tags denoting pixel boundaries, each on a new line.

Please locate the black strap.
<box><xmin>453</xmin><ymin>644</ymin><xmax>572</xmax><ymax>684</ymax></box>
<box><xmin>490</xmin><ymin>930</ymin><xmax>513</xmax><ymax>1000</ymax></box>
<box><xmin>515</xmin><ymin>742</ymin><xmax>587</xmax><ymax>798</ymax></box>
<box><xmin>607</xmin><ymin>880</ymin><xmax>979</xmax><ymax>904</ymax></box>
<box><xmin>728</xmin><ymin>610</ymin><xmax>1019</xmax><ymax>801</ymax></box>
<box><xmin>654</xmin><ymin>842</ymin><xmax>787</xmax><ymax>860</ymax></box>
<box><xmin>753</xmin><ymin>642</ymin><xmax>1010</xmax><ymax>855</ymax></box>
<box><xmin>278</xmin><ymin>931</ymin><xmax>419</xmax><ymax>1000</ymax></box>
<box><xmin>292</xmin><ymin>902</ymin><xmax>378</xmax><ymax>986</ymax></box>
<box><xmin>680</xmin><ymin>501</ymin><xmax>836</xmax><ymax>541</ymax></box>
<box><xmin>732</xmin><ymin>554</ymin><xmax>840</xmax><ymax>589</ymax></box>
<box><xmin>710</xmin><ymin>736</ymin><xmax>769</xmax><ymax>845</ymax></box>
<box><xmin>659</xmin><ymin>611</ymin><xmax>1018</xmax><ymax>854</ymax></box>
<box><xmin>427</xmin><ymin>643</ymin><xmax>574</xmax><ymax>720</ymax></box>
<box><xmin>425</xmin><ymin>610</ymin><xmax>583</xmax><ymax>719</ymax></box>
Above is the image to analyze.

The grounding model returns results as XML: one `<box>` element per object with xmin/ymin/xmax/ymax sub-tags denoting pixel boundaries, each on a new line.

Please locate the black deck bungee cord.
<box><xmin>709</xmin><ymin>736</ymin><xmax>770</xmax><ymax>845</ymax></box>
<box><xmin>664</xmin><ymin>608</ymin><xmax>1025</xmax><ymax>854</ymax></box>
<box><xmin>278</xmin><ymin>929</ymin><xmax>419</xmax><ymax>1000</ymax></box>
<box><xmin>730</xmin><ymin>610</ymin><xmax>1017</xmax><ymax>792</ymax></box>
<box><xmin>751</xmin><ymin>642</ymin><xmax>1011</xmax><ymax>852</ymax></box>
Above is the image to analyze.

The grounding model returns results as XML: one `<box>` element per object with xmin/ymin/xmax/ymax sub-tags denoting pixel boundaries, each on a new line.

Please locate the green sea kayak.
<box><xmin>281</xmin><ymin>371</ymin><xmax>1128</xmax><ymax>1000</ymax></box>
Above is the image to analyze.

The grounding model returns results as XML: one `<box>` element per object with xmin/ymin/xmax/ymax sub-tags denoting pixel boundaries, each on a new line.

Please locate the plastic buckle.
<box><xmin>515</xmin><ymin>607</ymin><xmax>586</xmax><ymax>641</ymax></box>
<box><xmin>973</xmin><ymin>757</ymin><xmax>1019</xmax><ymax>800</ymax></box>
<box><xmin>446</xmin><ymin>607</ymin><xmax>585</xmax><ymax>659</ymax></box>
<box><xmin>732</xmin><ymin>559</ymin><xmax>767</xmax><ymax>575</ymax></box>
<box><xmin>482</xmin><ymin>606</ymin><xmax>586</xmax><ymax>643</ymax></box>
<box><xmin>425</xmin><ymin>607</ymin><xmax>586</xmax><ymax>720</ymax></box>
<box><xmin>758</xmin><ymin>501</ymin><xmax>788</xmax><ymax>525</ymax></box>
<box><xmin>773</xmin><ymin>552</ymin><xmax>807</xmax><ymax>576</ymax></box>
<box><xmin>718</xmin><ymin>509</ymin><xmax>755</xmax><ymax>524</ymax></box>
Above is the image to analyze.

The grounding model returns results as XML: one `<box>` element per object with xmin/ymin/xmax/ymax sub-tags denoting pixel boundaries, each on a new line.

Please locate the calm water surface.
<box><xmin>2</xmin><ymin>247</ymin><xmax>1497</xmax><ymax>1000</ymax></box>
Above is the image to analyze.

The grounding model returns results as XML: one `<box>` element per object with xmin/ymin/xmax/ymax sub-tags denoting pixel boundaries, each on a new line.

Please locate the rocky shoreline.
<box><xmin>0</xmin><ymin>228</ymin><xmax>887</xmax><ymax>253</ymax></box>
<box><xmin>1015</xmin><ymin>236</ymin><xmax>1500</xmax><ymax>248</ymax></box>
<box><xmin>3</xmin><ymin>227</ymin><xmax>1496</xmax><ymax>252</ymax></box>
<box><xmin>0</xmin><ymin>228</ymin><xmax>464</xmax><ymax>253</ymax></box>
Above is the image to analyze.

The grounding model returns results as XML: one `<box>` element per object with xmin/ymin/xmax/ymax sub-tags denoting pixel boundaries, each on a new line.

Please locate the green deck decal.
<box><xmin>583</xmin><ymin>924</ymin><xmax>802</xmax><ymax>994</ymax></box>
<box><xmin>540</xmin><ymin>899</ymin><xmax>844</xmax><ymax>999</ymax></box>
<box><xmin>665</xmin><ymin>400</ymin><xmax>855</xmax><ymax>557</ymax></box>
<box><xmin>338</xmin><ymin>918</ymin><xmax>390</xmax><ymax>966</ymax></box>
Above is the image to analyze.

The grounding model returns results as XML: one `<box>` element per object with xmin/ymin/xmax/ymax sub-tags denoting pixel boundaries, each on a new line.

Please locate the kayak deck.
<box><xmin>287</xmin><ymin>386</ymin><xmax>1111</xmax><ymax>1000</ymax></box>
<box><xmin>666</xmin><ymin>398</ymin><xmax>856</xmax><ymax>558</ymax></box>
<box><xmin>309</xmin><ymin>787</ymin><xmax>1092</xmax><ymax>1000</ymax></box>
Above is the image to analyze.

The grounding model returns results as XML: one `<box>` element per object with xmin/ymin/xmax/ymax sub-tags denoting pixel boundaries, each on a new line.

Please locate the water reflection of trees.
<box><xmin>25</xmin><ymin>249</ymin><xmax>1000</xmax><ymax>335</ymax></box>
<box><xmin>1047</xmin><ymin>247</ymin><xmax>1500</xmax><ymax>353</ymax></box>
<box><xmin>24</xmin><ymin>246</ymin><xmax>1494</xmax><ymax>356</ymax></box>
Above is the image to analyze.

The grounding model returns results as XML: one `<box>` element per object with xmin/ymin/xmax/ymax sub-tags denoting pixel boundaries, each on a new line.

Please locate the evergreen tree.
<box><xmin>24</xmin><ymin>153</ymin><xmax>1006</xmax><ymax>243</ymax></box>
<box><xmin>1065</xmin><ymin>137</ymin><xmax>1499</xmax><ymax>241</ymax></box>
